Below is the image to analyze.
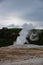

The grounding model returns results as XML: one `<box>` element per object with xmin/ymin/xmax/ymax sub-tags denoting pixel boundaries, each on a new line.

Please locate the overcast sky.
<box><xmin>0</xmin><ymin>0</ymin><xmax>43</xmax><ymax>29</ymax></box>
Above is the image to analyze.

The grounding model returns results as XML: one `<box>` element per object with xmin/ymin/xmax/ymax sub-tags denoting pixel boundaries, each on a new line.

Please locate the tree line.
<box><xmin>0</xmin><ymin>27</ymin><xmax>21</xmax><ymax>47</ymax></box>
<box><xmin>0</xmin><ymin>27</ymin><xmax>43</xmax><ymax>47</ymax></box>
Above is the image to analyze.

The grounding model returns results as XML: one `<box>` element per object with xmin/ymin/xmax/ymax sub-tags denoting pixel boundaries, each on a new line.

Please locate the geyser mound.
<box><xmin>15</xmin><ymin>23</ymin><xmax>34</xmax><ymax>45</ymax></box>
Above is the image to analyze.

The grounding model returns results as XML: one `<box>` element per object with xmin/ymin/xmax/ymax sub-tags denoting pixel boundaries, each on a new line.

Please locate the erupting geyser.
<box><xmin>15</xmin><ymin>23</ymin><xmax>34</xmax><ymax>45</ymax></box>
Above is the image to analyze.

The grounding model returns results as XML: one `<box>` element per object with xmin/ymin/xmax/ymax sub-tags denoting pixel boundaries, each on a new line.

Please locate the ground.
<box><xmin>0</xmin><ymin>44</ymin><xmax>43</xmax><ymax>65</ymax></box>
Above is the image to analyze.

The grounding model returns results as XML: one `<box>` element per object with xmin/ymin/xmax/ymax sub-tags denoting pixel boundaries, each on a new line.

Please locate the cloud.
<box><xmin>0</xmin><ymin>16</ymin><xmax>28</xmax><ymax>26</ymax></box>
<box><xmin>19</xmin><ymin>0</ymin><xmax>43</xmax><ymax>22</ymax></box>
<box><xmin>40</xmin><ymin>0</ymin><xmax>43</xmax><ymax>2</ymax></box>
<box><xmin>0</xmin><ymin>0</ymin><xmax>4</xmax><ymax>3</ymax></box>
<box><xmin>0</xmin><ymin>0</ymin><xmax>43</xmax><ymax>28</ymax></box>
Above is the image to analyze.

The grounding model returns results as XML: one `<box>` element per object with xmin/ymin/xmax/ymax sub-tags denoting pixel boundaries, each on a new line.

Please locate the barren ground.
<box><xmin>0</xmin><ymin>45</ymin><xmax>43</xmax><ymax>65</ymax></box>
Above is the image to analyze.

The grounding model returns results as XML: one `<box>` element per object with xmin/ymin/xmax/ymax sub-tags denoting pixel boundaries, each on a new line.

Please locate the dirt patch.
<box><xmin>0</xmin><ymin>47</ymin><xmax>43</xmax><ymax>62</ymax></box>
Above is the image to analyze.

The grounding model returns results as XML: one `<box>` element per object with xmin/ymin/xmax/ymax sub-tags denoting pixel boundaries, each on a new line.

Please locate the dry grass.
<box><xmin>0</xmin><ymin>47</ymin><xmax>43</xmax><ymax>62</ymax></box>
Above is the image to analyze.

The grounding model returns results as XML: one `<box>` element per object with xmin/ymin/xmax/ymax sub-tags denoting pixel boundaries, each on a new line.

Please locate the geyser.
<box><xmin>15</xmin><ymin>23</ymin><xmax>34</xmax><ymax>45</ymax></box>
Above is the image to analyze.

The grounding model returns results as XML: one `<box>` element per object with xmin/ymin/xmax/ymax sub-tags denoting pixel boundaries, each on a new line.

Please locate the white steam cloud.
<box><xmin>14</xmin><ymin>23</ymin><xmax>34</xmax><ymax>45</ymax></box>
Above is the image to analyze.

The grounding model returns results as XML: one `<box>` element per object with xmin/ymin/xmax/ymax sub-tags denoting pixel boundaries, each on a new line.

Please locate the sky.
<box><xmin>0</xmin><ymin>0</ymin><xmax>43</xmax><ymax>29</ymax></box>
